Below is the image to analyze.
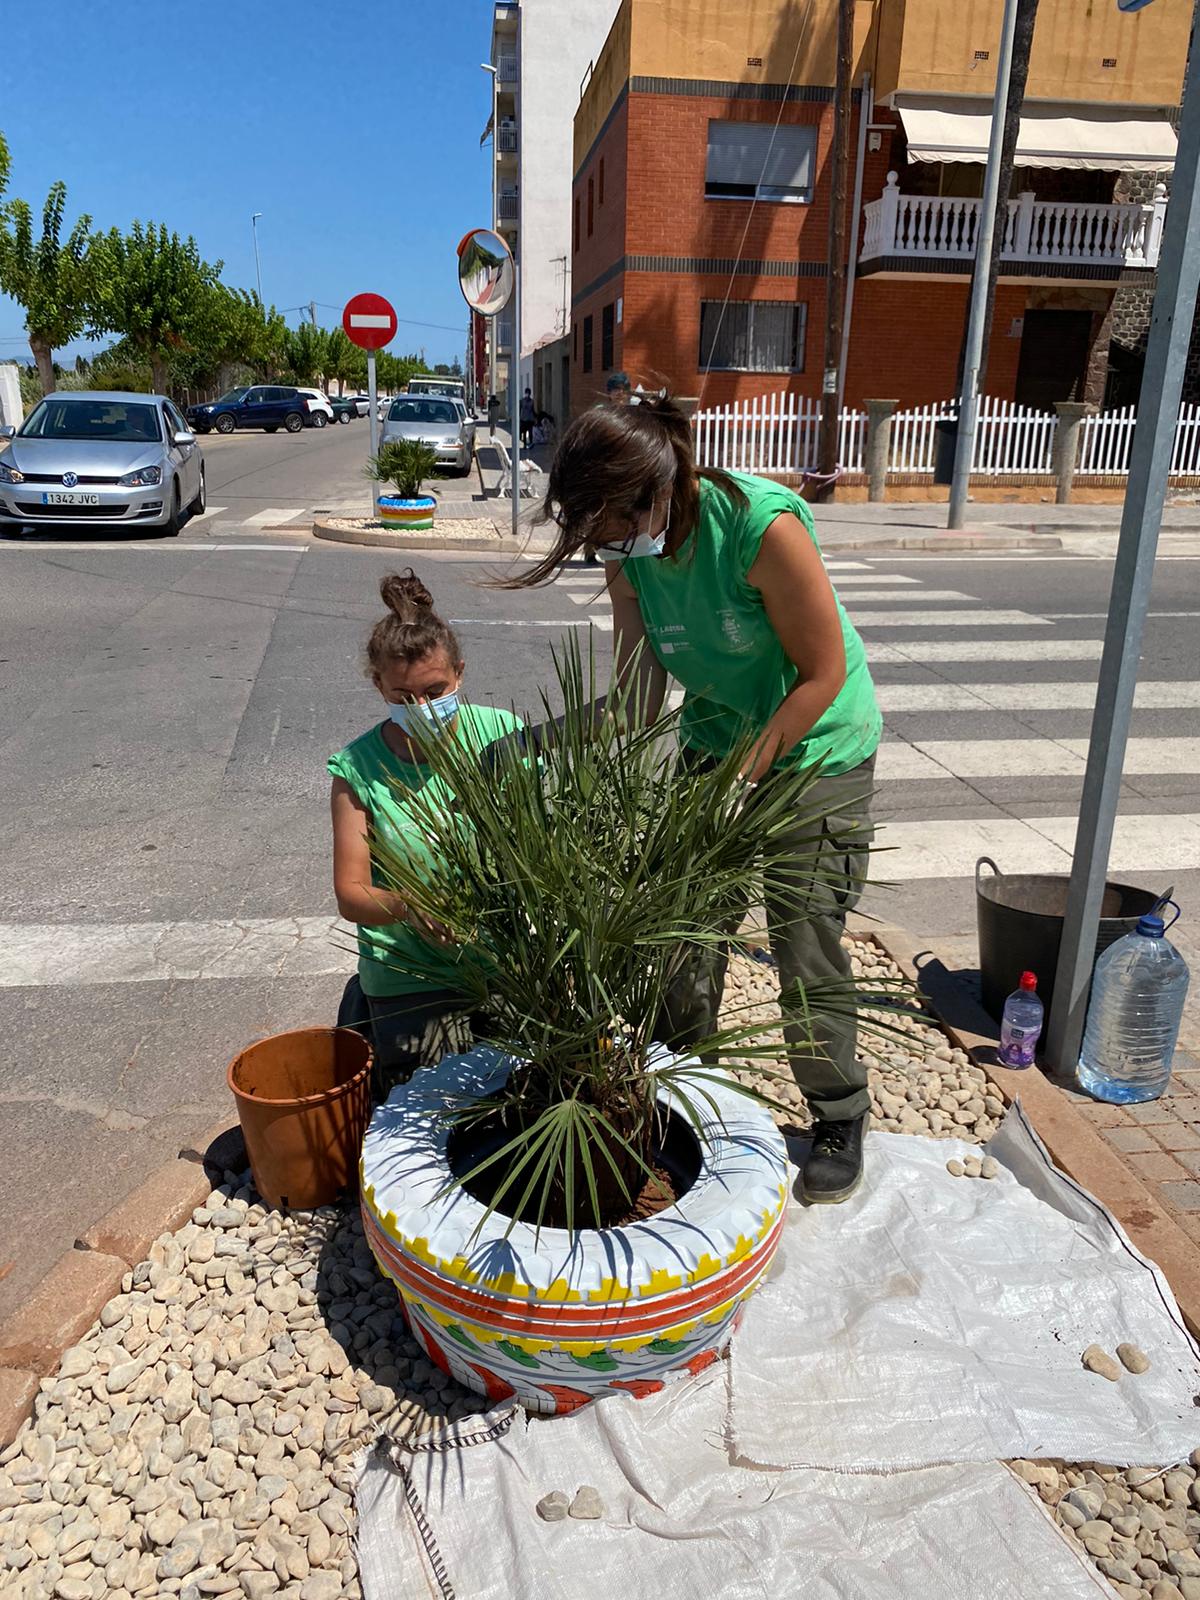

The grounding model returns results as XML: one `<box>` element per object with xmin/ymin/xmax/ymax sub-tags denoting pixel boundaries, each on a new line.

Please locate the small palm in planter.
<box><xmin>364</xmin><ymin>439</ymin><xmax>438</xmax><ymax>530</ymax></box>
<box><xmin>358</xmin><ymin>643</ymin><xmax>910</xmax><ymax>1411</ymax></box>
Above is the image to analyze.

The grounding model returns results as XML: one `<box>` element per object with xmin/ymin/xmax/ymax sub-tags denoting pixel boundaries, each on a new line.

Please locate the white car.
<box><xmin>293</xmin><ymin>388</ymin><xmax>334</xmax><ymax>429</ymax></box>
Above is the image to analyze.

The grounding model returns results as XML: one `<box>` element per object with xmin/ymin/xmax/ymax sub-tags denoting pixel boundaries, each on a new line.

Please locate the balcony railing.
<box><xmin>497</xmin><ymin>192</ymin><xmax>519</xmax><ymax>221</ymax></box>
<box><xmin>861</xmin><ymin>172</ymin><xmax>1167</xmax><ymax>270</ymax></box>
<box><xmin>496</xmin><ymin>53</ymin><xmax>518</xmax><ymax>86</ymax></box>
<box><xmin>496</xmin><ymin>322</ymin><xmax>513</xmax><ymax>352</ymax></box>
<box><xmin>497</xmin><ymin>125</ymin><xmax>518</xmax><ymax>154</ymax></box>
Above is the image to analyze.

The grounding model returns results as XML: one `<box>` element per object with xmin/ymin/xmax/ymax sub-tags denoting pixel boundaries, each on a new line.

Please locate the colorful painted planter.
<box><xmin>360</xmin><ymin>1046</ymin><xmax>789</xmax><ymax>1415</ymax></box>
<box><xmin>378</xmin><ymin>494</ymin><xmax>436</xmax><ymax>531</ymax></box>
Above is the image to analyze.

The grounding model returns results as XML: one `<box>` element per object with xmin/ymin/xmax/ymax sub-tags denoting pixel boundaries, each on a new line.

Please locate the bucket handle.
<box><xmin>975</xmin><ymin>856</ymin><xmax>1002</xmax><ymax>891</ymax></box>
<box><xmin>1153</xmin><ymin>895</ymin><xmax>1181</xmax><ymax>932</ymax></box>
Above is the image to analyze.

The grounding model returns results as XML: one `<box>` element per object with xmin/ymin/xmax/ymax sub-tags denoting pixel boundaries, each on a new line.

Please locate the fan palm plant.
<box><xmin>366</xmin><ymin>640</ymin><xmax>911</xmax><ymax>1232</ymax></box>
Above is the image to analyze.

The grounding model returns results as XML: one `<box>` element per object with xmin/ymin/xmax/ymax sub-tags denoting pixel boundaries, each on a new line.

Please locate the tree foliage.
<box><xmin>281</xmin><ymin>320</ymin><xmax>331</xmax><ymax>385</ymax></box>
<box><xmin>0</xmin><ymin>179</ymin><xmax>95</xmax><ymax>394</ymax></box>
<box><xmin>88</xmin><ymin>221</ymin><xmax>223</xmax><ymax>393</ymax></box>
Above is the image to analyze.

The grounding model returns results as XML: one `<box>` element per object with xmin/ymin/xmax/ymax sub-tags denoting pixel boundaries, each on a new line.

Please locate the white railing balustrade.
<box><xmin>861</xmin><ymin>173</ymin><xmax>1167</xmax><ymax>270</ymax></box>
<box><xmin>692</xmin><ymin>392</ymin><xmax>1200</xmax><ymax>480</ymax></box>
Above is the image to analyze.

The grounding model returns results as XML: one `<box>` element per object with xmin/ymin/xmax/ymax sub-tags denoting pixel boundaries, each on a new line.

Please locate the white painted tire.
<box><xmin>361</xmin><ymin>1046</ymin><xmax>788</xmax><ymax>1414</ymax></box>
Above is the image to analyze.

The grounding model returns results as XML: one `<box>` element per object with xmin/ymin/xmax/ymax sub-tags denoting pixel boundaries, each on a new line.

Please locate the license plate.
<box><xmin>42</xmin><ymin>492</ymin><xmax>100</xmax><ymax>506</ymax></box>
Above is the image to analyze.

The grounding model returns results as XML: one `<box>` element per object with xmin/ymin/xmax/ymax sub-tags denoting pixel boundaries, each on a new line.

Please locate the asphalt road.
<box><xmin>0</xmin><ymin>470</ymin><xmax>1197</xmax><ymax>1316</ymax></box>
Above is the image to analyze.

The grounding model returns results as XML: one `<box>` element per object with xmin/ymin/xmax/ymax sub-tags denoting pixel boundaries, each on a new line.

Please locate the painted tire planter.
<box><xmin>378</xmin><ymin>494</ymin><xmax>436</xmax><ymax>531</ymax></box>
<box><xmin>360</xmin><ymin>1046</ymin><xmax>789</xmax><ymax>1415</ymax></box>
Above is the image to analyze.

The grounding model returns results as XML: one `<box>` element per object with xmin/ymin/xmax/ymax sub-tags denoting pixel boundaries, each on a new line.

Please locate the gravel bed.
<box><xmin>319</xmin><ymin>516</ymin><xmax>503</xmax><ymax>541</ymax></box>
<box><xmin>1</xmin><ymin>933</ymin><xmax>1196</xmax><ymax>1597</ymax></box>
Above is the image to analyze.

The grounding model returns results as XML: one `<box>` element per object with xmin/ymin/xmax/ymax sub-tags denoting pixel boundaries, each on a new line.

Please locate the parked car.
<box><xmin>293</xmin><ymin>388</ymin><xmax>334</xmax><ymax>428</ymax></box>
<box><xmin>326</xmin><ymin>394</ymin><xmax>358</xmax><ymax>424</ymax></box>
<box><xmin>0</xmin><ymin>390</ymin><xmax>205</xmax><ymax>538</ymax></box>
<box><xmin>449</xmin><ymin>397</ymin><xmax>477</xmax><ymax>452</ymax></box>
<box><xmin>380</xmin><ymin>396</ymin><xmax>473</xmax><ymax>474</ymax></box>
<box><xmin>347</xmin><ymin>395</ymin><xmax>371</xmax><ymax>417</ymax></box>
<box><xmin>186</xmin><ymin>386</ymin><xmax>314</xmax><ymax>435</ymax></box>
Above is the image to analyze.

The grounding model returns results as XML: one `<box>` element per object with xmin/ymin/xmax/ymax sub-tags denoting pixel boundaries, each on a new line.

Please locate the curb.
<box><xmin>312</xmin><ymin>517</ymin><xmax>532</xmax><ymax>556</ymax></box>
<box><xmin>862</xmin><ymin>920</ymin><xmax>1200</xmax><ymax>1340</ymax></box>
<box><xmin>0</xmin><ymin>1119</ymin><xmax>246</xmax><ymax>1448</ymax></box>
<box><xmin>819</xmin><ymin>533</ymin><xmax>1064</xmax><ymax>553</ymax></box>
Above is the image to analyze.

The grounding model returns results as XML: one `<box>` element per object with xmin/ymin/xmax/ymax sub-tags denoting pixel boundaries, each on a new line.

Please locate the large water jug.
<box><xmin>1077</xmin><ymin>902</ymin><xmax>1190</xmax><ymax>1104</ymax></box>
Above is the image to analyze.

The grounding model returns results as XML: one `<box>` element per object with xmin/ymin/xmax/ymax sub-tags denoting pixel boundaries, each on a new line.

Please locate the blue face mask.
<box><xmin>596</xmin><ymin>497</ymin><xmax>671</xmax><ymax>561</ymax></box>
<box><xmin>387</xmin><ymin>691</ymin><xmax>460</xmax><ymax>736</ymax></box>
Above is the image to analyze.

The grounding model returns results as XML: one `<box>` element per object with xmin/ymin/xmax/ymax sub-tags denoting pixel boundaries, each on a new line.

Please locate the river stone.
<box><xmin>537</xmin><ymin>1491</ymin><xmax>570</xmax><ymax>1522</ymax></box>
<box><xmin>298</xmin><ymin>1576</ymin><xmax>341</xmax><ymax>1600</ymax></box>
<box><xmin>1169</xmin><ymin>1551</ymin><xmax>1200</xmax><ymax>1580</ymax></box>
<box><xmin>1117</xmin><ymin>1343</ymin><xmax>1151</xmax><ymax>1375</ymax></box>
<box><xmin>569</xmin><ymin>1485</ymin><xmax>605</xmax><ymax>1520</ymax></box>
<box><xmin>104</xmin><ymin>1360</ymin><xmax>144</xmax><ymax>1396</ymax></box>
<box><xmin>1082</xmin><ymin>1345</ymin><xmax>1122</xmax><ymax>1381</ymax></box>
<box><xmin>1065</xmin><ymin>1488</ymin><xmax>1105</xmax><ymax>1520</ymax></box>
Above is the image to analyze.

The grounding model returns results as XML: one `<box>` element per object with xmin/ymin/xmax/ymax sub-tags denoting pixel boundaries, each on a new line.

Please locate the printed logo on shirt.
<box><xmin>718</xmin><ymin>608</ymin><xmax>750</xmax><ymax>650</ymax></box>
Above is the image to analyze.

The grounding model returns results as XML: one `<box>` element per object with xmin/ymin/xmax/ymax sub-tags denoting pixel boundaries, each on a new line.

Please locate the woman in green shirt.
<box><xmin>512</xmin><ymin>394</ymin><xmax>882</xmax><ymax>1204</ymax></box>
<box><xmin>329</xmin><ymin>570</ymin><xmax>520</xmax><ymax>1102</ymax></box>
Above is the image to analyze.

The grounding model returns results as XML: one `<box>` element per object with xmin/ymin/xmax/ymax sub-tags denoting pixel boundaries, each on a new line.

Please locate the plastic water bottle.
<box><xmin>1077</xmin><ymin>905</ymin><xmax>1191</xmax><ymax>1104</ymax></box>
<box><xmin>998</xmin><ymin>971</ymin><xmax>1043</xmax><ymax>1068</ymax></box>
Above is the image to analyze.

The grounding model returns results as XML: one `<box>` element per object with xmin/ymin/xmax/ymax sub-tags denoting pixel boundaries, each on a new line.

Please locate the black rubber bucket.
<box><xmin>975</xmin><ymin>856</ymin><xmax>1162</xmax><ymax>1033</ymax></box>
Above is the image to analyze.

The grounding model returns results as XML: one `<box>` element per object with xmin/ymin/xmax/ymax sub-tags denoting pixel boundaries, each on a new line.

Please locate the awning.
<box><xmin>895</xmin><ymin>96</ymin><xmax>1176</xmax><ymax>171</ymax></box>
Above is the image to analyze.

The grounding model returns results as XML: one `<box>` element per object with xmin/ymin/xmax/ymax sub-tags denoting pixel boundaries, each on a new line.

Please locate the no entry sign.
<box><xmin>342</xmin><ymin>292</ymin><xmax>397</xmax><ymax>350</ymax></box>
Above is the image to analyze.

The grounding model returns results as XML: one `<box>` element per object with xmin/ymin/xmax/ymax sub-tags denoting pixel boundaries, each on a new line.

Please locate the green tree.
<box><xmin>0</xmin><ymin>180</ymin><xmax>94</xmax><ymax>395</ymax></box>
<box><xmin>89</xmin><ymin>222</ymin><xmax>223</xmax><ymax>394</ymax></box>
<box><xmin>282</xmin><ymin>320</ymin><xmax>331</xmax><ymax>386</ymax></box>
<box><xmin>324</xmin><ymin>327</ymin><xmax>357</xmax><ymax>395</ymax></box>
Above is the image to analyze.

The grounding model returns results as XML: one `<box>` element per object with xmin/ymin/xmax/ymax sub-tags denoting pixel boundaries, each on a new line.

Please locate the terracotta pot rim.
<box><xmin>227</xmin><ymin>1025</ymin><xmax>371</xmax><ymax>1110</ymax></box>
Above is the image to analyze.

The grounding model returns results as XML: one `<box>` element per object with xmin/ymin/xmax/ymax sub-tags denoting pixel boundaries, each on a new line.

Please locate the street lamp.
<box><xmin>480</xmin><ymin>64</ymin><xmax>499</xmax><ymax>405</ymax></box>
<box><xmin>251</xmin><ymin>213</ymin><xmax>263</xmax><ymax>304</ymax></box>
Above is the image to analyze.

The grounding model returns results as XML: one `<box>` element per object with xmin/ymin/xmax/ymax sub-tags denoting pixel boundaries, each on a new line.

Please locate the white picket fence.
<box><xmin>692</xmin><ymin>393</ymin><xmax>1200</xmax><ymax>480</ymax></box>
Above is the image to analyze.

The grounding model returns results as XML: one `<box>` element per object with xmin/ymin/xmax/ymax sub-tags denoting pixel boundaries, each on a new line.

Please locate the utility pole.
<box><xmin>947</xmin><ymin>0</ymin><xmax>1038</xmax><ymax>527</ymax></box>
<box><xmin>1045</xmin><ymin>0</ymin><xmax>1200</xmax><ymax>1075</ymax></box>
<box><xmin>309</xmin><ymin>301</ymin><xmax>318</xmax><ymax>327</ymax></box>
<box><xmin>251</xmin><ymin>213</ymin><xmax>263</xmax><ymax>304</ymax></box>
<box><xmin>815</xmin><ymin>0</ymin><xmax>855</xmax><ymax>498</ymax></box>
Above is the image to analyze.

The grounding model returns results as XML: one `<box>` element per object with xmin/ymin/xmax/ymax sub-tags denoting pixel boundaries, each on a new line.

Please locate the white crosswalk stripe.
<box><xmin>244</xmin><ymin>507</ymin><xmax>306</xmax><ymax>526</ymax></box>
<box><xmin>878</xmin><ymin>681</ymin><xmax>1200</xmax><ymax>712</ymax></box>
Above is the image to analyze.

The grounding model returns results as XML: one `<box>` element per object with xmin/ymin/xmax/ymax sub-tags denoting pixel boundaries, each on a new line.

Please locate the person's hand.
<box><xmin>403</xmin><ymin>904</ymin><xmax>457</xmax><ymax>947</ymax></box>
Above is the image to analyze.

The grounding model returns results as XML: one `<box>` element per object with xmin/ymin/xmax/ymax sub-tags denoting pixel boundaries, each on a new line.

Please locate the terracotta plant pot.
<box><xmin>378</xmin><ymin>494</ymin><xmax>436</xmax><ymax>531</ymax></box>
<box><xmin>228</xmin><ymin>1027</ymin><xmax>372</xmax><ymax>1210</ymax></box>
<box><xmin>360</xmin><ymin>1046</ymin><xmax>788</xmax><ymax>1414</ymax></box>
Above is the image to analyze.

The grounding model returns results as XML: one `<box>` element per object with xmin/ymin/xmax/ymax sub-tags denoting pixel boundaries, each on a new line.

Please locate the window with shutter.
<box><xmin>583</xmin><ymin>315</ymin><xmax>594</xmax><ymax>373</ymax></box>
<box><xmin>705</xmin><ymin>121</ymin><xmax>816</xmax><ymax>204</ymax></box>
<box><xmin>698</xmin><ymin>301</ymin><xmax>807</xmax><ymax>372</ymax></box>
<box><xmin>601</xmin><ymin>303</ymin><xmax>614</xmax><ymax>370</ymax></box>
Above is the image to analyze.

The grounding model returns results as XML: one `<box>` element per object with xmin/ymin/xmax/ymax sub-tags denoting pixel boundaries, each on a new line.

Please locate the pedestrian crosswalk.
<box><xmin>557</xmin><ymin>552</ymin><xmax>1195</xmax><ymax>890</ymax></box>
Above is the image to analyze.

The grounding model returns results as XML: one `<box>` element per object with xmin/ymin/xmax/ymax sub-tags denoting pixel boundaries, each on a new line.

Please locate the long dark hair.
<box><xmin>501</xmin><ymin>393</ymin><xmax>748</xmax><ymax>587</ymax></box>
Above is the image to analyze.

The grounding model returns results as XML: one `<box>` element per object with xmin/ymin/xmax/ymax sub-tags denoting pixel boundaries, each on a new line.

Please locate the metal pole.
<box><xmin>815</xmin><ymin>0</ymin><xmax>854</xmax><ymax>497</ymax></box>
<box><xmin>1044</xmin><ymin>0</ymin><xmax>1200</xmax><ymax>1075</ymax></box>
<box><xmin>510</xmin><ymin>6</ymin><xmax>522</xmax><ymax>543</ymax></box>
<box><xmin>251</xmin><ymin>214</ymin><xmax>263</xmax><ymax>304</ymax></box>
<box><xmin>366</xmin><ymin>349</ymin><xmax>379</xmax><ymax>518</ymax></box>
<box><xmin>946</xmin><ymin>0</ymin><xmax>1019</xmax><ymax>529</ymax></box>
<box><xmin>837</xmin><ymin>72</ymin><xmax>871</xmax><ymax>416</ymax></box>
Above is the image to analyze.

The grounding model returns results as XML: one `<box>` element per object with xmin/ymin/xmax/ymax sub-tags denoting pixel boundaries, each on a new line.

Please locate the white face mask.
<box><xmin>596</xmin><ymin>497</ymin><xmax>671</xmax><ymax>561</ymax></box>
<box><xmin>386</xmin><ymin>689</ymin><xmax>460</xmax><ymax>736</ymax></box>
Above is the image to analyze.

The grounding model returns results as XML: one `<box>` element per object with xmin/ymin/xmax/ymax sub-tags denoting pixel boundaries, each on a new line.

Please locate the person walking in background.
<box><xmin>330</xmin><ymin>570</ymin><xmax>522</xmax><ymax>1102</ymax></box>
<box><xmin>487</xmin><ymin>393</ymin><xmax>500</xmax><ymax>441</ymax></box>
<box><xmin>519</xmin><ymin>387</ymin><xmax>536</xmax><ymax>448</ymax></box>
<box><xmin>507</xmin><ymin>393</ymin><xmax>882</xmax><ymax>1205</ymax></box>
<box><xmin>605</xmin><ymin>371</ymin><xmax>631</xmax><ymax>405</ymax></box>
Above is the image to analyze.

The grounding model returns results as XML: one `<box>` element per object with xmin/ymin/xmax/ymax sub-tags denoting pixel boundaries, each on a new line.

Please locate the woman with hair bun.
<box><xmin>507</xmin><ymin>392</ymin><xmax>882</xmax><ymax>1205</ymax></box>
<box><xmin>329</xmin><ymin>569</ymin><xmax>520</xmax><ymax>1100</ymax></box>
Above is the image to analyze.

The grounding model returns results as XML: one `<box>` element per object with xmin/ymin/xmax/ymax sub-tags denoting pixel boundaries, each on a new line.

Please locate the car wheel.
<box><xmin>158</xmin><ymin>485</ymin><xmax>182</xmax><ymax>538</ymax></box>
<box><xmin>284</xmin><ymin>412</ymin><xmax>304</xmax><ymax>434</ymax></box>
<box><xmin>338</xmin><ymin>411</ymin><xmax>351</xmax><ymax>424</ymax></box>
<box><xmin>215</xmin><ymin>414</ymin><xmax>236</xmax><ymax>434</ymax></box>
<box><xmin>310</xmin><ymin>413</ymin><xmax>328</xmax><ymax>429</ymax></box>
<box><xmin>188</xmin><ymin>464</ymin><xmax>206</xmax><ymax>519</ymax></box>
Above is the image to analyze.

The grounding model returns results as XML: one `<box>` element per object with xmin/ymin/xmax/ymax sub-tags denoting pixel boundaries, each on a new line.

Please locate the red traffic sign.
<box><xmin>342</xmin><ymin>292</ymin><xmax>397</xmax><ymax>350</ymax></box>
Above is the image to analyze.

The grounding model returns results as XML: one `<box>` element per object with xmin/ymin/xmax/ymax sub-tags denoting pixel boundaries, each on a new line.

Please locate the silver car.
<box><xmin>0</xmin><ymin>391</ymin><xmax>205</xmax><ymax>537</ymax></box>
<box><xmin>380</xmin><ymin>396</ymin><xmax>473</xmax><ymax>475</ymax></box>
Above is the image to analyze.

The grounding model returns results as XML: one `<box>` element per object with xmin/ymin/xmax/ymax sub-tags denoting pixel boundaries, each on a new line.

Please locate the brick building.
<box><xmin>568</xmin><ymin>0</ymin><xmax>1186</xmax><ymax>417</ymax></box>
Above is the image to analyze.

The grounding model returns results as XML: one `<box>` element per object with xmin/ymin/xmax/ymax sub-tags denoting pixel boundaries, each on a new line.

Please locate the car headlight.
<box><xmin>0</xmin><ymin>460</ymin><xmax>24</xmax><ymax>484</ymax></box>
<box><xmin>118</xmin><ymin>465</ymin><xmax>162</xmax><ymax>488</ymax></box>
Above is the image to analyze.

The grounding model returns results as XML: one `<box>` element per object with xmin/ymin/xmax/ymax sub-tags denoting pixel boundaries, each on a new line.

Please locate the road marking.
<box><xmin>0</xmin><ymin>918</ymin><xmax>353</xmax><ymax>988</ymax></box>
<box><xmin>848</xmin><ymin>609</ymin><xmax>1052</xmax><ymax>628</ymax></box>
<box><xmin>876</xmin><ymin>735</ymin><xmax>1200</xmax><ymax>782</ymax></box>
<box><xmin>245</xmin><ymin>508</ymin><xmax>306</xmax><ymax>526</ymax></box>
<box><xmin>203</xmin><ymin>506</ymin><xmax>228</xmax><ymax>517</ymax></box>
<box><xmin>877</xmin><ymin>680</ymin><xmax>1200</xmax><ymax>712</ymax></box>
<box><xmin>450</xmin><ymin>615</ymin><xmax>613</xmax><ymax>630</ymax></box>
<box><xmin>872</xmin><ymin>813</ymin><xmax>1200</xmax><ymax>880</ymax></box>
<box><xmin>840</xmin><ymin>589</ymin><xmax>977</xmax><ymax>604</ymax></box>
<box><xmin>0</xmin><ymin>540</ymin><xmax>307</xmax><ymax>553</ymax></box>
<box><xmin>1044</xmin><ymin>611</ymin><xmax>1200</xmax><ymax>620</ymax></box>
<box><xmin>822</xmin><ymin>560</ymin><xmax>872</xmax><ymax>570</ymax></box>
<box><xmin>868</xmin><ymin>639</ymin><xmax>1103</xmax><ymax>663</ymax></box>
<box><xmin>825</xmin><ymin>573</ymin><xmax>921</xmax><ymax>587</ymax></box>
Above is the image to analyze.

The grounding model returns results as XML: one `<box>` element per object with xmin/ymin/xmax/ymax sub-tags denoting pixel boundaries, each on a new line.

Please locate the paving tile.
<box><xmin>1125</xmin><ymin>1102</ymin><xmax>1181</xmax><ymax>1125</ymax></box>
<box><xmin>1173</xmin><ymin>1149</ymin><xmax>1200</xmax><ymax>1178</ymax></box>
<box><xmin>1159</xmin><ymin>1180</ymin><xmax>1200</xmax><ymax>1212</ymax></box>
<box><xmin>1076</xmin><ymin>1101</ymin><xmax>1131</xmax><ymax>1129</ymax></box>
<box><xmin>1101</xmin><ymin>1127</ymin><xmax>1158</xmax><ymax>1154</ymax></box>
<box><xmin>1156</xmin><ymin>1123</ymin><xmax>1200</xmax><ymax>1152</ymax></box>
<box><xmin>1127</xmin><ymin>1151</ymin><xmax>1190</xmax><ymax>1183</ymax></box>
<box><xmin>1174</xmin><ymin>1213</ymin><xmax>1200</xmax><ymax>1247</ymax></box>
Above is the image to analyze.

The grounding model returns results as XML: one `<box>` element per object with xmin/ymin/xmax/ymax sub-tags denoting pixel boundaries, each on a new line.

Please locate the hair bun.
<box><xmin>380</xmin><ymin>569</ymin><xmax>434</xmax><ymax>617</ymax></box>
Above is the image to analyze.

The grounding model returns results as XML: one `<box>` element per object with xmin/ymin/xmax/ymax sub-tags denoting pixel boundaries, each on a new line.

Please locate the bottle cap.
<box><xmin>1019</xmin><ymin>971</ymin><xmax>1037</xmax><ymax>990</ymax></box>
<box><xmin>1136</xmin><ymin>913</ymin><xmax>1165</xmax><ymax>937</ymax></box>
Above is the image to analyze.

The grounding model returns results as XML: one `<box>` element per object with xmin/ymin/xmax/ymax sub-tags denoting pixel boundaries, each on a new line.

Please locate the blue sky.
<box><xmin>0</xmin><ymin>0</ymin><xmax>495</xmax><ymax>367</ymax></box>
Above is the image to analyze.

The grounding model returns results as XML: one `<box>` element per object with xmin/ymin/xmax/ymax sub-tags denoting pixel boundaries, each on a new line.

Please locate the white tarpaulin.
<box><xmin>356</xmin><ymin>1375</ymin><xmax>1114</xmax><ymax>1600</ymax></box>
<box><xmin>355</xmin><ymin>1107</ymin><xmax>1200</xmax><ymax>1600</ymax></box>
<box><xmin>732</xmin><ymin>1109</ymin><xmax>1200</xmax><ymax>1472</ymax></box>
<box><xmin>895</xmin><ymin>96</ymin><xmax>1177</xmax><ymax>171</ymax></box>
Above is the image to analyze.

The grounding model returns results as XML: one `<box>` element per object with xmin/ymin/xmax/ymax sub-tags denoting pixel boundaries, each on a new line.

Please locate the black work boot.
<box><xmin>801</xmin><ymin>1113</ymin><xmax>868</xmax><ymax>1205</ymax></box>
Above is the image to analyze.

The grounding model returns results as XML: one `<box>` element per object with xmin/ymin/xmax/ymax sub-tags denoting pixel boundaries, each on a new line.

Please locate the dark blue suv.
<box><xmin>186</xmin><ymin>385</ymin><xmax>311</xmax><ymax>435</ymax></box>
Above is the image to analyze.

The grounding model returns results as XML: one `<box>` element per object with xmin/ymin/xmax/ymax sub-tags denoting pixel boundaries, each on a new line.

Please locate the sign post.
<box><xmin>342</xmin><ymin>293</ymin><xmax>398</xmax><ymax>520</ymax></box>
<box><xmin>456</xmin><ymin>229</ymin><xmax>515</xmax><ymax>520</ymax></box>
